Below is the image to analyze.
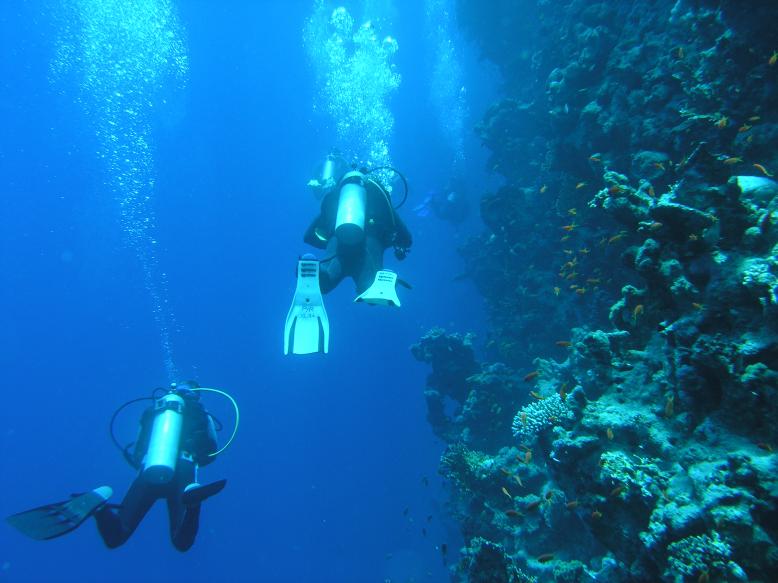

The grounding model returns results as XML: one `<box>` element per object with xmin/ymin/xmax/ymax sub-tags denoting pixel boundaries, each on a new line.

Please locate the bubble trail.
<box><xmin>425</xmin><ymin>0</ymin><xmax>469</xmax><ymax>173</ymax></box>
<box><xmin>51</xmin><ymin>0</ymin><xmax>188</xmax><ymax>382</ymax></box>
<box><xmin>303</xmin><ymin>1</ymin><xmax>401</xmax><ymax>180</ymax></box>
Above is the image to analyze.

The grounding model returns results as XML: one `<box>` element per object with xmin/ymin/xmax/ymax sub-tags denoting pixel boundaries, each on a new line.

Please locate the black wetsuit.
<box><xmin>95</xmin><ymin>394</ymin><xmax>217</xmax><ymax>551</ymax></box>
<box><xmin>304</xmin><ymin>178</ymin><xmax>412</xmax><ymax>294</ymax></box>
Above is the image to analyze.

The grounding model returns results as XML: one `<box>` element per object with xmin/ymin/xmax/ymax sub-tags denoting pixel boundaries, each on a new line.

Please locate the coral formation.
<box><xmin>415</xmin><ymin>0</ymin><xmax>778</xmax><ymax>580</ymax></box>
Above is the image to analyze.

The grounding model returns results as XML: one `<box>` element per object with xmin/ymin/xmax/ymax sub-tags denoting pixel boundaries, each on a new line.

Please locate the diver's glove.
<box><xmin>394</xmin><ymin>245</ymin><xmax>410</xmax><ymax>260</ymax></box>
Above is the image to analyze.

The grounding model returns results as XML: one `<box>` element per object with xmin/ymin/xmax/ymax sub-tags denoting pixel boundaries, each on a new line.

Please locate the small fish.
<box><xmin>537</xmin><ymin>553</ymin><xmax>555</xmax><ymax>564</ymax></box>
<box><xmin>589</xmin><ymin>154</ymin><xmax>601</xmax><ymax>163</ymax></box>
<box><xmin>606</xmin><ymin>428</ymin><xmax>614</xmax><ymax>440</ymax></box>
<box><xmin>441</xmin><ymin>543</ymin><xmax>448</xmax><ymax>556</ymax></box>
<box><xmin>591</xmin><ymin>509</ymin><xmax>603</xmax><ymax>519</ymax></box>
<box><xmin>530</xmin><ymin>391</ymin><xmax>545</xmax><ymax>400</ymax></box>
<box><xmin>688</xmin><ymin>233</ymin><xmax>699</xmax><ymax>241</ymax></box>
<box><xmin>427</xmin><ymin>514</ymin><xmax>433</xmax><ymax>522</ymax></box>
<box><xmin>568</xmin><ymin>208</ymin><xmax>578</xmax><ymax>216</ymax></box>
<box><xmin>770</xmin><ymin>50</ymin><xmax>778</xmax><ymax>66</ymax></box>
<box><xmin>513</xmin><ymin>475</ymin><xmax>524</xmax><ymax>487</ymax></box>
<box><xmin>674</xmin><ymin>46</ymin><xmax>684</xmax><ymax>59</ymax></box>
<box><xmin>665</xmin><ymin>395</ymin><xmax>675</xmax><ymax>418</ymax></box>
<box><xmin>748</xmin><ymin>115</ymin><xmax>761</xmax><ymax>122</ymax></box>
<box><xmin>691</xmin><ymin>302</ymin><xmax>704</xmax><ymax>310</ymax></box>
<box><xmin>586</xmin><ymin>278</ymin><xmax>601</xmax><ymax>284</ymax></box>
<box><xmin>520</xmin><ymin>412</ymin><xmax>527</xmax><ymax>425</ymax></box>
<box><xmin>553</xmin><ymin>286</ymin><xmax>561</xmax><ymax>296</ymax></box>
<box><xmin>714</xmin><ymin>116</ymin><xmax>728</xmax><ymax>129</ymax></box>
<box><xmin>723</xmin><ymin>156</ymin><xmax>743</xmax><ymax>165</ymax></box>
<box><xmin>505</xmin><ymin>509</ymin><xmax>522</xmax><ymax>518</ymax></box>
<box><xmin>632</xmin><ymin>304</ymin><xmax>644</xmax><ymax>322</ymax></box>
<box><xmin>525</xmin><ymin>499</ymin><xmax>542</xmax><ymax>511</ymax></box>
<box><xmin>500</xmin><ymin>467</ymin><xmax>511</xmax><ymax>476</ymax></box>
<box><xmin>608</xmin><ymin>184</ymin><xmax>625</xmax><ymax>194</ymax></box>
<box><xmin>561</xmin><ymin>223</ymin><xmax>577</xmax><ymax>232</ymax></box>
<box><xmin>757</xmin><ymin>443</ymin><xmax>773</xmax><ymax>452</ymax></box>
<box><xmin>738</xmin><ymin>124</ymin><xmax>752</xmax><ymax>133</ymax></box>
<box><xmin>648</xmin><ymin>185</ymin><xmax>656</xmax><ymax>197</ymax></box>
<box><xmin>502</xmin><ymin>487</ymin><xmax>513</xmax><ymax>500</ymax></box>
<box><xmin>575</xmin><ymin>287</ymin><xmax>587</xmax><ymax>295</ymax></box>
<box><xmin>753</xmin><ymin>163</ymin><xmax>774</xmax><ymax>177</ymax></box>
<box><xmin>575</xmin><ymin>182</ymin><xmax>587</xmax><ymax>189</ymax></box>
<box><xmin>648</xmin><ymin>221</ymin><xmax>663</xmax><ymax>231</ymax></box>
<box><xmin>540</xmin><ymin>184</ymin><xmax>548</xmax><ymax>193</ymax></box>
<box><xmin>524</xmin><ymin>450</ymin><xmax>533</xmax><ymax>464</ymax></box>
<box><xmin>558</xmin><ymin>386</ymin><xmax>567</xmax><ymax>400</ymax></box>
<box><xmin>560</xmin><ymin>235</ymin><xmax>571</xmax><ymax>242</ymax></box>
<box><xmin>579</xmin><ymin>247</ymin><xmax>590</xmax><ymax>254</ymax></box>
<box><xmin>524</xmin><ymin>371</ymin><xmax>540</xmax><ymax>382</ymax></box>
<box><xmin>652</xmin><ymin>162</ymin><xmax>665</xmax><ymax>171</ymax></box>
<box><xmin>566</xmin><ymin>272</ymin><xmax>578</xmax><ymax>280</ymax></box>
<box><xmin>610</xmin><ymin>485</ymin><xmax>625</xmax><ymax>497</ymax></box>
<box><xmin>556</xmin><ymin>340</ymin><xmax>572</xmax><ymax>347</ymax></box>
<box><xmin>608</xmin><ymin>232</ymin><xmax>626</xmax><ymax>244</ymax></box>
<box><xmin>565</xmin><ymin>500</ymin><xmax>579</xmax><ymax>510</ymax></box>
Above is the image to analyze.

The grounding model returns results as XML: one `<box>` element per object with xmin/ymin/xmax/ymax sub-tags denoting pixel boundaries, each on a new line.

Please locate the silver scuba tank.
<box><xmin>334</xmin><ymin>171</ymin><xmax>367</xmax><ymax>246</ymax></box>
<box><xmin>142</xmin><ymin>393</ymin><xmax>185</xmax><ymax>484</ymax></box>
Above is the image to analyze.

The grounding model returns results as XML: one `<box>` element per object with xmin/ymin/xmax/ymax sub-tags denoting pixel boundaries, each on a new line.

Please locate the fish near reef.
<box><xmin>537</xmin><ymin>553</ymin><xmax>555</xmax><ymax>563</ymax></box>
<box><xmin>523</xmin><ymin>371</ymin><xmax>540</xmax><ymax>382</ymax></box>
<box><xmin>753</xmin><ymin>163</ymin><xmax>774</xmax><ymax>177</ymax></box>
<box><xmin>665</xmin><ymin>395</ymin><xmax>675</xmax><ymax>418</ymax></box>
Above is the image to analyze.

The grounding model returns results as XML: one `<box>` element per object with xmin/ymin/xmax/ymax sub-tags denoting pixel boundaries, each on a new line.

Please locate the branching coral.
<box><xmin>512</xmin><ymin>394</ymin><xmax>573</xmax><ymax>442</ymax></box>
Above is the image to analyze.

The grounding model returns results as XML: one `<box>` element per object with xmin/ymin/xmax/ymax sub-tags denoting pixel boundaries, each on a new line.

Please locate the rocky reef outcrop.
<box><xmin>414</xmin><ymin>0</ymin><xmax>778</xmax><ymax>580</ymax></box>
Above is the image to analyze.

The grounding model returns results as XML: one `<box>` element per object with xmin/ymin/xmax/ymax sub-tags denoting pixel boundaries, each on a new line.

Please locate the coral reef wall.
<box><xmin>413</xmin><ymin>0</ymin><xmax>778</xmax><ymax>581</ymax></box>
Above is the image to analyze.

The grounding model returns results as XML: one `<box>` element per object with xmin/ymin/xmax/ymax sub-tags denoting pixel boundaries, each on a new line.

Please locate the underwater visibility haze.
<box><xmin>2</xmin><ymin>0</ymin><xmax>778</xmax><ymax>582</ymax></box>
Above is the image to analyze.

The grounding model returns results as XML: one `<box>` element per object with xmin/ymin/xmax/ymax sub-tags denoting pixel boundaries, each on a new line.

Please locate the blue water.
<box><xmin>0</xmin><ymin>1</ymin><xmax>495</xmax><ymax>581</ymax></box>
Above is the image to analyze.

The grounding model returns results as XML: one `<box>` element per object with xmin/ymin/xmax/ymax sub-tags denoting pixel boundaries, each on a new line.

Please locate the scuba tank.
<box><xmin>142</xmin><ymin>392</ymin><xmax>185</xmax><ymax>484</ymax></box>
<box><xmin>334</xmin><ymin>171</ymin><xmax>367</xmax><ymax>246</ymax></box>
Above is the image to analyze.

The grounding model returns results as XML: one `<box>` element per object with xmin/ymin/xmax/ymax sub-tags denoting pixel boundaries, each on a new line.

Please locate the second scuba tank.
<box><xmin>142</xmin><ymin>393</ymin><xmax>185</xmax><ymax>484</ymax></box>
<box><xmin>335</xmin><ymin>171</ymin><xmax>367</xmax><ymax>246</ymax></box>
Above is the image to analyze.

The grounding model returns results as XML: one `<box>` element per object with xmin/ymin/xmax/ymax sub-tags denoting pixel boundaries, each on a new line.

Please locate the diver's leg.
<box><xmin>319</xmin><ymin>238</ymin><xmax>344</xmax><ymax>294</ymax></box>
<box><xmin>94</xmin><ymin>475</ymin><xmax>157</xmax><ymax>549</ymax></box>
<box><xmin>355</xmin><ymin>236</ymin><xmax>385</xmax><ymax>294</ymax></box>
<box><xmin>168</xmin><ymin>459</ymin><xmax>199</xmax><ymax>552</ymax></box>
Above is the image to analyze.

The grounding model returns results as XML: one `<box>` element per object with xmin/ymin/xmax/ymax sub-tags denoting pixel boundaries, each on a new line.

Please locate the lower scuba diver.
<box><xmin>284</xmin><ymin>156</ymin><xmax>413</xmax><ymax>355</ymax></box>
<box><xmin>6</xmin><ymin>381</ymin><xmax>239</xmax><ymax>552</ymax></box>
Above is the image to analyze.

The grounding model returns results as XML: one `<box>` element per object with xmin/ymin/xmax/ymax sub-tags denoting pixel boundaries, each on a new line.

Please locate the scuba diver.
<box><xmin>284</xmin><ymin>154</ymin><xmax>412</xmax><ymax>355</ymax></box>
<box><xmin>6</xmin><ymin>381</ymin><xmax>239</xmax><ymax>552</ymax></box>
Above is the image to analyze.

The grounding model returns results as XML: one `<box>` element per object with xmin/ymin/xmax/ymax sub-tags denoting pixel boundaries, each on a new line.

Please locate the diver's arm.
<box><xmin>392</xmin><ymin>213</ymin><xmax>413</xmax><ymax>251</ymax></box>
<box><xmin>304</xmin><ymin>216</ymin><xmax>328</xmax><ymax>249</ymax></box>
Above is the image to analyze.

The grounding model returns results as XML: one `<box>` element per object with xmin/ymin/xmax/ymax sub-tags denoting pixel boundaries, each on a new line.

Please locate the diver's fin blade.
<box><xmin>182</xmin><ymin>479</ymin><xmax>227</xmax><ymax>507</ymax></box>
<box><xmin>355</xmin><ymin>270</ymin><xmax>401</xmax><ymax>307</ymax></box>
<box><xmin>284</xmin><ymin>259</ymin><xmax>329</xmax><ymax>355</ymax></box>
<box><xmin>6</xmin><ymin>486</ymin><xmax>112</xmax><ymax>541</ymax></box>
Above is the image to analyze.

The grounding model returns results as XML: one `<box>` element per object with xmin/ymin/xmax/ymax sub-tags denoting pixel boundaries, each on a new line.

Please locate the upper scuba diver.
<box><xmin>285</xmin><ymin>152</ymin><xmax>413</xmax><ymax>355</ymax></box>
<box><xmin>6</xmin><ymin>381</ymin><xmax>239</xmax><ymax>552</ymax></box>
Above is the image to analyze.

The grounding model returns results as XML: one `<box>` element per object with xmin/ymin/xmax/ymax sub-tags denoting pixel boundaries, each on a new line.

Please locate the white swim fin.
<box><xmin>284</xmin><ymin>259</ymin><xmax>329</xmax><ymax>354</ymax></box>
<box><xmin>355</xmin><ymin>270</ymin><xmax>401</xmax><ymax>307</ymax></box>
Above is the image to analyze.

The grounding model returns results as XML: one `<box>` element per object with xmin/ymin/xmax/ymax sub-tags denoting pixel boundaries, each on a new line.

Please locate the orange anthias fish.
<box><xmin>769</xmin><ymin>50</ymin><xmax>778</xmax><ymax>66</ymax></box>
<box><xmin>714</xmin><ymin>116</ymin><xmax>728</xmax><ymax>129</ymax></box>
<box><xmin>523</xmin><ymin>371</ymin><xmax>540</xmax><ymax>382</ymax></box>
<box><xmin>561</xmin><ymin>223</ymin><xmax>577</xmax><ymax>232</ymax></box>
<box><xmin>723</xmin><ymin>157</ymin><xmax>743</xmax><ymax>165</ymax></box>
<box><xmin>540</xmin><ymin>184</ymin><xmax>548</xmax><ymax>194</ymax></box>
<box><xmin>575</xmin><ymin>182</ymin><xmax>587</xmax><ymax>189</ymax></box>
<box><xmin>754</xmin><ymin>163</ymin><xmax>774</xmax><ymax>177</ymax></box>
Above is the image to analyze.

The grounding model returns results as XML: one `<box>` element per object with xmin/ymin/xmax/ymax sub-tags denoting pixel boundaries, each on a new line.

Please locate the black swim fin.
<box><xmin>182</xmin><ymin>480</ymin><xmax>227</xmax><ymax>507</ymax></box>
<box><xmin>6</xmin><ymin>486</ymin><xmax>113</xmax><ymax>541</ymax></box>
